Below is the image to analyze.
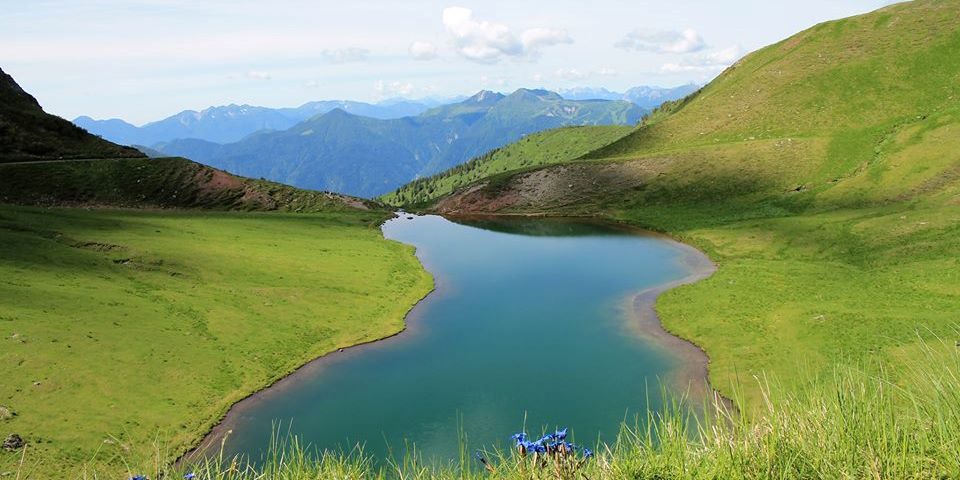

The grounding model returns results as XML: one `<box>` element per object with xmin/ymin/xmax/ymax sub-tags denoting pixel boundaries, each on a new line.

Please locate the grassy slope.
<box><xmin>380</xmin><ymin>126</ymin><xmax>634</xmax><ymax>206</ymax></box>
<box><xmin>0</xmin><ymin>205</ymin><xmax>432</xmax><ymax>476</ymax></box>
<box><xmin>413</xmin><ymin>0</ymin><xmax>960</xmax><ymax>406</ymax></box>
<box><xmin>0</xmin><ymin>71</ymin><xmax>433</xmax><ymax>475</ymax></box>
<box><xmin>0</xmin><ymin>67</ymin><xmax>143</xmax><ymax>162</ymax></box>
<box><xmin>0</xmin><ymin>157</ymin><xmax>376</xmax><ymax>212</ymax></box>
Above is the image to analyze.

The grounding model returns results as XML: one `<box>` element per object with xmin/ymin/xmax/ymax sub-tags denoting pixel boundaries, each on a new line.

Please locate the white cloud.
<box><xmin>409</xmin><ymin>41</ymin><xmax>438</xmax><ymax>60</ymax></box>
<box><xmin>520</xmin><ymin>27</ymin><xmax>572</xmax><ymax>53</ymax></box>
<box><xmin>555</xmin><ymin>68</ymin><xmax>588</xmax><ymax>80</ymax></box>
<box><xmin>615</xmin><ymin>28</ymin><xmax>706</xmax><ymax>54</ymax></box>
<box><xmin>661</xmin><ymin>45</ymin><xmax>745</xmax><ymax>73</ymax></box>
<box><xmin>375</xmin><ymin>80</ymin><xmax>415</xmax><ymax>98</ymax></box>
<box><xmin>550</xmin><ymin>67</ymin><xmax>619</xmax><ymax>81</ymax></box>
<box><xmin>442</xmin><ymin>7</ymin><xmax>571</xmax><ymax>63</ymax></box>
<box><xmin>322</xmin><ymin>47</ymin><xmax>370</xmax><ymax>63</ymax></box>
<box><xmin>245</xmin><ymin>70</ymin><xmax>271</xmax><ymax>80</ymax></box>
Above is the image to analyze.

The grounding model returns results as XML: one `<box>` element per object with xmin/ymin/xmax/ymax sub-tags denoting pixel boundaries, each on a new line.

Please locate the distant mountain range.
<box><xmin>73</xmin><ymin>99</ymin><xmax>443</xmax><ymax>146</ymax></box>
<box><xmin>75</xmin><ymin>85</ymin><xmax>694</xmax><ymax>149</ymax></box>
<box><xmin>155</xmin><ymin>89</ymin><xmax>648</xmax><ymax>197</ymax></box>
<box><xmin>558</xmin><ymin>84</ymin><xmax>700</xmax><ymax>109</ymax></box>
<box><xmin>72</xmin><ymin>84</ymin><xmax>696</xmax><ymax>198</ymax></box>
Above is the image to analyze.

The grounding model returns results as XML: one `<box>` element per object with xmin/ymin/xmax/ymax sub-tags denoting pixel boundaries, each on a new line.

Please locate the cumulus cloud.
<box><xmin>520</xmin><ymin>27</ymin><xmax>572</xmax><ymax>52</ymax></box>
<box><xmin>375</xmin><ymin>80</ymin><xmax>415</xmax><ymax>98</ymax></box>
<box><xmin>409</xmin><ymin>41</ymin><xmax>439</xmax><ymax>60</ymax></box>
<box><xmin>442</xmin><ymin>7</ymin><xmax>571</xmax><ymax>63</ymax></box>
<box><xmin>322</xmin><ymin>47</ymin><xmax>370</xmax><ymax>63</ymax></box>
<box><xmin>615</xmin><ymin>28</ymin><xmax>705</xmax><ymax>54</ymax></box>
<box><xmin>552</xmin><ymin>67</ymin><xmax>619</xmax><ymax>81</ymax></box>
<box><xmin>661</xmin><ymin>45</ymin><xmax>745</xmax><ymax>73</ymax></box>
<box><xmin>245</xmin><ymin>70</ymin><xmax>271</xmax><ymax>80</ymax></box>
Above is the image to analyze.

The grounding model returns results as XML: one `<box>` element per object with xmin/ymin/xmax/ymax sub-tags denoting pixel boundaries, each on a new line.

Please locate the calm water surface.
<box><xmin>221</xmin><ymin>215</ymin><xmax>696</xmax><ymax>462</ymax></box>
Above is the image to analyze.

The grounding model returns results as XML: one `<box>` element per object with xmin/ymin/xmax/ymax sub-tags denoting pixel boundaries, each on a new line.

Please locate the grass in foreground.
<box><xmin>41</xmin><ymin>339</ymin><xmax>958</xmax><ymax>479</ymax></box>
<box><xmin>0</xmin><ymin>205</ymin><xmax>432</xmax><ymax>476</ymax></box>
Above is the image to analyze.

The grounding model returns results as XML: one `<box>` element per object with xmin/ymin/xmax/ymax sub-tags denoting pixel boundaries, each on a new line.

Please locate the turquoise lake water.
<box><xmin>219</xmin><ymin>214</ymin><xmax>696</xmax><ymax>463</ymax></box>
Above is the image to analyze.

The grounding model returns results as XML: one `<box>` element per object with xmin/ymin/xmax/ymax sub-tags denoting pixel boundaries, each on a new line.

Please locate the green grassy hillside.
<box><xmin>0</xmin><ymin>67</ymin><xmax>144</xmax><ymax>162</ymax></box>
<box><xmin>0</xmin><ymin>157</ymin><xmax>375</xmax><ymax>212</ymax></box>
<box><xmin>0</xmin><ymin>70</ymin><xmax>434</xmax><ymax>477</ymax></box>
<box><xmin>405</xmin><ymin>0</ymin><xmax>960</xmax><ymax>406</ymax></box>
<box><xmin>0</xmin><ymin>205</ymin><xmax>433</xmax><ymax>476</ymax></box>
<box><xmin>381</xmin><ymin>126</ymin><xmax>633</xmax><ymax>206</ymax></box>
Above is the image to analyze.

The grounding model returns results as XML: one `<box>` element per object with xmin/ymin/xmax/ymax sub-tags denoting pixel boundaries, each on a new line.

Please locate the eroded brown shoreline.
<box><xmin>619</xmin><ymin>233</ymin><xmax>733</xmax><ymax>412</ymax></box>
<box><xmin>180</xmin><ymin>213</ymin><xmax>726</xmax><ymax>466</ymax></box>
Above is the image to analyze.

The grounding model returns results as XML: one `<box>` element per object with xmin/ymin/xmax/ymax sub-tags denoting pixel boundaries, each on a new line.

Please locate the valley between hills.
<box><xmin>2</xmin><ymin>0</ymin><xmax>960</xmax><ymax>478</ymax></box>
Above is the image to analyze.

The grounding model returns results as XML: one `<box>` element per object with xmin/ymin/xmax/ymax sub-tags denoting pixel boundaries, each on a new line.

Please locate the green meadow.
<box><xmin>0</xmin><ymin>205</ymin><xmax>432</xmax><ymax>476</ymax></box>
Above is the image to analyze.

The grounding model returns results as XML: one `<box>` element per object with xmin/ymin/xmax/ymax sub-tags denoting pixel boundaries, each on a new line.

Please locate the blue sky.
<box><xmin>1</xmin><ymin>0</ymin><xmax>899</xmax><ymax>124</ymax></box>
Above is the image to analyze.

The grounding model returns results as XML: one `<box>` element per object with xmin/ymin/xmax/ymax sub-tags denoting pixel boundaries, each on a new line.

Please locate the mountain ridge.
<box><xmin>0</xmin><ymin>68</ymin><xmax>374</xmax><ymax>212</ymax></box>
<box><xmin>73</xmin><ymin>99</ymin><xmax>441</xmax><ymax>146</ymax></box>
<box><xmin>559</xmin><ymin>83</ymin><xmax>701</xmax><ymax>109</ymax></box>
<box><xmin>156</xmin><ymin>88</ymin><xmax>651</xmax><ymax>197</ymax></box>
<box><xmin>0</xmin><ymin>67</ymin><xmax>144</xmax><ymax>162</ymax></box>
<box><xmin>74</xmin><ymin>85</ymin><xmax>696</xmax><ymax>149</ymax></box>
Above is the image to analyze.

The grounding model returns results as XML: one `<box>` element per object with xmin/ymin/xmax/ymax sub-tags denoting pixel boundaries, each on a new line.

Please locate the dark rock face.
<box><xmin>2</xmin><ymin>433</ymin><xmax>24</xmax><ymax>451</ymax></box>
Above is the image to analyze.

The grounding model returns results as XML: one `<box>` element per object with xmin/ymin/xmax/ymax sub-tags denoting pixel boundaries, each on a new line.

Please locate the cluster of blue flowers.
<box><xmin>129</xmin><ymin>473</ymin><xmax>194</xmax><ymax>480</ymax></box>
<box><xmin>510</xmin><ymin>428</ymin><xmax>593</xmax><ymax>459</ymax></box>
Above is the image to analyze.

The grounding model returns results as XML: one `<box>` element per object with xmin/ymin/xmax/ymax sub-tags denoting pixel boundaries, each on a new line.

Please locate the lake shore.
<box><xmin>176</xmin><ymin>218</ymin><xmax>441</xmax><ymax>466</ymax></box>
<box><xmin>619</xmin><ymin>232</ymin><xmax>733</xmax><ymax>412</ymax></box>
<box><xmin>180</xmin><ymin>214</ymin><xmax>726</xmax><ymax>466</ymax></box>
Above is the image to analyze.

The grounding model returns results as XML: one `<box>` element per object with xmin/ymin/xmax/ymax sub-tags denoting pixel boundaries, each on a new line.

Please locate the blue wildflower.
<box><xmin>582</xmin><ymin>447</ymin><xmax>594</xmax><ymax>459</ymax></box>
<box><xmin>546</xmin><ymin>440</ymin><xmax>576</xmax><ymax>454</ymax></box>
<box><xmin>510</xmin><ymin>432</ymin><xmax>527</xmax><ymax>445</ymax></box>
<box><xmin>184</xmin><ymin>474</ymin><xmax>196</xmax><ymax>480</ymax></box>
<box><xmin>554</xmin><ymin>427</ymin><xmax>568</xmax><ymax>441</ymax></box>
<box><xmin>535</xmin><ymin>433</ymin><xmax>554</xmax><ymax>445</ymax></box>
<box><xmin>130</xmin><ymin>476</ymin><xmax>148</xmax><ymax>480</ymax></box>
<box><xmin>527</xmin><ymin>442</ymin><xmax>546</xmax><ymax>454</ymax></box>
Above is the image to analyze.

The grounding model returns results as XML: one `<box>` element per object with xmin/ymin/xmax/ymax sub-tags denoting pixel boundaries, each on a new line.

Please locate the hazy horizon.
<box><xmin>2</xmin><ymin>0</ymin><xmax>898</xmax><ymax>123</ymax></box>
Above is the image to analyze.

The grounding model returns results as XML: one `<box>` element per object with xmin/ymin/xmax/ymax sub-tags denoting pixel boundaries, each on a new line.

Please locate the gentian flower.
<box><xmin>582</xmin><ymin>447</ymin><xmax>594</xmax><ymax>458</ymax></box>
<box><xmin>510</xmin><ymin>432</ymin><xmax>527</xmax><ymax>445</ymax></box>
<box><xmin>184</xmin><ymin>474</ymin><xmax>196</xmax><ymax>480</ymax></box>
<box><xmin>527</xmin><ymin>442</ymin><xmax>546</xmax><ymax>454</ymax></box>
<box><xmin>554</xmin><ymin>427</ymin><xmax>568</xmax><ymax>441</ymax></box>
